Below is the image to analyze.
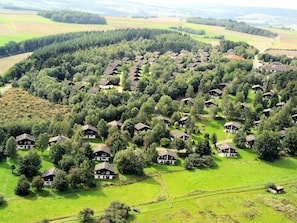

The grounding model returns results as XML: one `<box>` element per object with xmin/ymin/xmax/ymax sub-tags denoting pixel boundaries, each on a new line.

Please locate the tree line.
<box><xmin>38</xmin><ymin>10</ymin><xmax>106</xmax><ymax>24</ymax></box>
<box><xmin>187</xmin><ymin>17</ymin><xmax>277</xmax><ymax>38</ymax></box>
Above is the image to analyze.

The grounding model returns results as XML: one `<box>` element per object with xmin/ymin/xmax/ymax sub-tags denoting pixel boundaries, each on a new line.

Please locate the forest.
<box><xmin>187</xmin><ymin>17</ymin><xmax>277</xmax><ymax>38</ymax></box>
<box><xmin>37</xmin><ymin>10</ymin><xmax>106</xmax><ymax>24</ymax></box>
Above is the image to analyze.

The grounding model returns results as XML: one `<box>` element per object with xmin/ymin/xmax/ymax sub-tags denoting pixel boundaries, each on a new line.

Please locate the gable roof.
<box><xmin>94</xmin><ymin>162</ymin><xmax>114</xmax><ymax>172</ymax></box>
<box><xmin>99</xmin><ymin>79</ymin><xmax>111</xmax><ymax>86</ymax></box>
<box><xmin>134</xmin><ymin>123</ymin><xmax>151</xmax><ymax>131</ymax></box>
<box><xmin>252</xmin><ymin>84</ymin><xmax>263</xmax><ymax>91</ymax></box>
<box><xmin>49</xmin><ymin>135</ymin><xmax>68</xmax><ymax>144</ymax></box>
<box><xmin>158</xmin><ymin>149</ymin><xmax>177</xmax><ymax>159</ymax></box>
<box><xmin>16</xmin><ymin>133</ymin><xmax>35</xmax><ymax>142</ymax></box>
<box><xmin>224</xmin><ymin>122</ymin><xmax>241</xmax><ymax>129</ymax></box>
<box><xmin>181</xmin><ymin>97</ymin><xmax>194</xmax><ymax>103</ymax></box>
<box><xmin>87</xmin><ymin>87</ymin><xmax>99</xmax><ymax>94</ymax></box>
<box><xmin>73</xmin><ymin>84</ymin><xmax>84</xmax><ymax>90</ymax></box>
<box><xmin>92</xmin><ymin>144</ymin><xmax>110</xmax><ymax>154</ymax></box>
<box><xmin>81</xmin><ymin>124</ymin><xmax>97</xmax><ymax>132</ymax></box>
<box><xmin>171</xmin><ymin>131</ymin><xmax>189</xmax><ymax>139</ymax></box>
<box><xmin>209</xmin><ymin>88</ymin><xmax>222</xmax><ymax>95</ymax></box>
<box><xmin>108</xmin><ymin>120</ymin><xmax>123</xmax><ymax>127</ymax></box>
<box><xmin>205</xmin><ymin>100</ymin><xmax>218</xmax><ymax>106</ymax></box>
<box><xmin>218</xmin><ymin>143</ymin><xmax>236</xmax><ymax>150</ymax></box>
<box><xmin>42</xmin><ymin>167</ymin><xmax>59</xmax><ymax>178</ymax></box>
<box><xmin>246</xmin><ymin>135</ymin><xmax>256</xmax><ymax>142</ymax></box>
<box><xmin>224</xmin><ymin>54</ymin><xmax>245</xmax><ymax>60</ymax></box>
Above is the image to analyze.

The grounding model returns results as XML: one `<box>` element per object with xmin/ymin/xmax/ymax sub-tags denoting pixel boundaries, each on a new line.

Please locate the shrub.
<box><xmin>78</xmin><ymin>208</ymin><xmax>94</xmax><ymax>222</ymax></box>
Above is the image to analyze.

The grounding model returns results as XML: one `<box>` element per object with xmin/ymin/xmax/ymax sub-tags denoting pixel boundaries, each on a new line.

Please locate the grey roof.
<box><xmin>42</xmin><ymin>167</ymin><xmax>59</xmax><ymax>178</ymax></box>
<box><xmin>49</xmin><ymin>135</ymin><xmax>68</xmax><ymax>144</ymax></box>
<box><xmin>99</xmin><ymin>79</ymin><xmax>111</xmax><ymax>86</ymax></box>
<box><xmin>171</xmin><ymin>131</ymin><xmax>189</xmax><ymax>139</ymax></box>
<box><xmin>181</xmin><ymin>98</ymin><xmax>194</xmax><ymax>103</ymax></box>
<box><xmin>94</xmin><ymin>162</ymin><xmax>114</xmax><ymax>172</ymax></box>
<box><xmin>252</xmin><ymin>84</ymin><xmax>263</xmax><ymax>89</ymax></box>
<box><xmin>107</xmin><ymin>120</ymin><xmax>123</xmax><ymax>127</ymax></box>
<box><xmin>92</xmin><ymin>144</ymin><xmax>110</xmax><ymax>154</ymax></box>
<box><xmin>81</xmin><ymin>124</ymin><xmax>97</xmax><ymax>132</ymax></box>
<box><xmin>209</xmin><ymin>88</ymin><xmax>222</xmax><ymax>95</ymax></box>
<box><xmin>158</xmin><ymin>149</ymin><xmax>177</xmax><ymax>159</ymax></box>
<box><xmin>179</xmin><ymin>116</ymin><xmax>188</xmax><ymax>122</ymax></box>
<box><xmin>246</xmin><ymin>135</ymin><xmax>256</xmax><ymax>142</ymax></box>
<box><xmin>16</xmin><ymin>133</ymin><xmax>35</xmax><ymax>142</ymax></box>
<box><xmin>73</xmin><ymin>84</ymin><xmax>84</xmax><ymax>90</ymax></box>
<box><xmin>134</xmin><ymin>123</ymin><xmax>151</xmax><ymax>131</ymax></box>
<box><xmin>224</xmin><ymin>122</ymin><xmax>241</xmax><ymax>129</ymax></box>
<box><xmin>205</xmin><ymin>100</ymin><xmax>218</xmax><ymax>106</ymax></box>
<box><xmin>218</xmin><ymin>143</ymin><xmax>236</xmax><ymax>150</ymax></box>
<box><xmin>87</xmin><ymin>87</ymin><xmax>99</xmax><ymax>94</ymax></box>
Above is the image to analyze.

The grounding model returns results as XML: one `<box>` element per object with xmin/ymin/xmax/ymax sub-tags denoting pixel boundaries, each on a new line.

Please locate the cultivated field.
<box><xmin>1</xmin><ymin>9</ymin><xmax>297</xmax><ymax>54</ymax></box>
<box><xmin>0</xmin><ymin>52</ymin><xmax>31</xmax><ymax>76</ymax></box>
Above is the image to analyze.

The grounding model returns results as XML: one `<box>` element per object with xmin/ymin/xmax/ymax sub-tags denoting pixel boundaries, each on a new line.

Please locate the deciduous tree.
<box><xmin>15</xmin><ymin>175</ymin><xmax>30</xmax><ymax>196</ymax></box>
<box><xmin>253</xmin><ymin>131</ymin><xmax>280</xmax><ymax>161</ymax></box>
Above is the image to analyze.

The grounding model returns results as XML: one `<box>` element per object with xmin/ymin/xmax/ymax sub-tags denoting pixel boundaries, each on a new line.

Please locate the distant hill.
<box><xmin>1</xmin><ymin>0</ymin><xmax>297</xmax><ymax>27</ymax></box>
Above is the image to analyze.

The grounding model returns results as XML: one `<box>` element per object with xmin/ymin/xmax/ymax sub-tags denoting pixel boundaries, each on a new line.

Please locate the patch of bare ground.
<box><xmin>265</xmin><ymin>49</ymin><xmax>297</xmax><ymax>58</ymax></box>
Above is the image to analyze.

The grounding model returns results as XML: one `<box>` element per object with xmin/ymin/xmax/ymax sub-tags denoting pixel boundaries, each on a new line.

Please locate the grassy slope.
<box><xmin>1</xmin><ymin>149</ymin><xmax>297</xmax><ymax>222</ymax></box>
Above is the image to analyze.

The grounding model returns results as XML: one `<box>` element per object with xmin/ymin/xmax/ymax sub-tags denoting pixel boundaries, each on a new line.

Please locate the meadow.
<box><xmin>1</xmin><ymin>147</ymin><xmax>297</xmax><ymax>222</ymax></box>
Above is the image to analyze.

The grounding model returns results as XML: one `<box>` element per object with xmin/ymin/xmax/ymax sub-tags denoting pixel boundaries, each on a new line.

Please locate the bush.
<box><xmin>78</xmin><ymin>208</ymin><xmax>94</xmax><ymax>222</ymax></box>
<box><xmin>184</xmin><ymin>154</ymin><xmax>215</xmax><ymax>170</ymax></box>
<box><xmin>15</xmin><ymin>175</ymin><xmax>30</xmax><ymax>196</ymax></box>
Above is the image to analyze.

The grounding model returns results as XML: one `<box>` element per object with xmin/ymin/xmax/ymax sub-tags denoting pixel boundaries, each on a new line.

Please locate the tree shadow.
<box><xmin>264</xmin><ymin>157</ymin><xmax>297</xmax><ymax>169</ymax></box>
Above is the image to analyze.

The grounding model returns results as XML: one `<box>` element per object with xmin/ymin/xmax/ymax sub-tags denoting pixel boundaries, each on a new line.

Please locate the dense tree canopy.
<box><xmin>38</xmin><ymin>10</ymin><xmax>106</xmax><ymax>24</ymax></box>
<box><xmin>187</xmin><ymin>17</ymin><xmax>277</xmax><ymax>38</ymax></box>
<box><xmin>253</xmin><ymin>131</ymin><xmax>280</xmax><ymax>161</ymax></box>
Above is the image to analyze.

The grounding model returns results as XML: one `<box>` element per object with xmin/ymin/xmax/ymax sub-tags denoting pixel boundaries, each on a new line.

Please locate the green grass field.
<box><xmin>1</xmin><ymin>146</ymin><xmax>297</xmax><ymax>223</ymax></box>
